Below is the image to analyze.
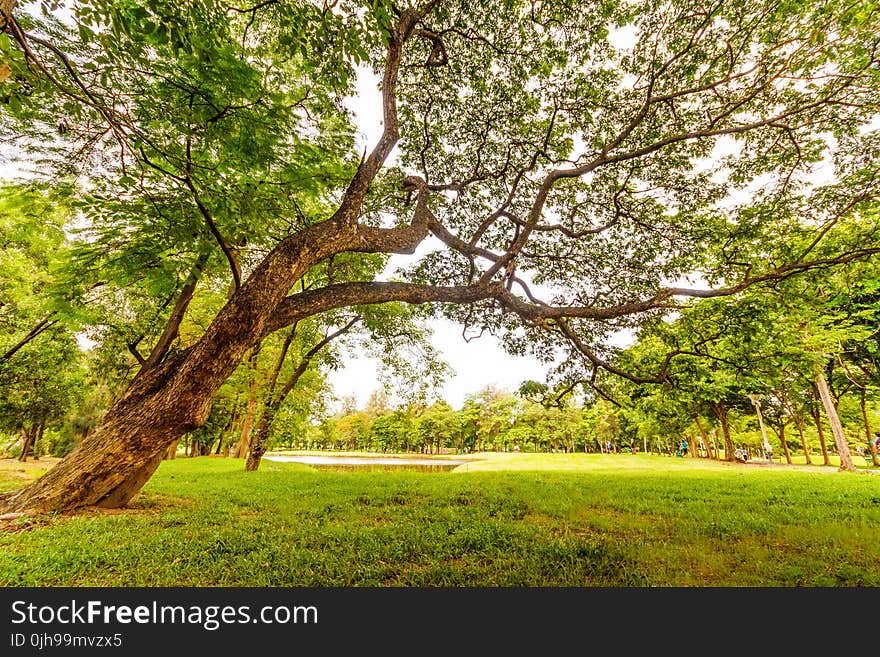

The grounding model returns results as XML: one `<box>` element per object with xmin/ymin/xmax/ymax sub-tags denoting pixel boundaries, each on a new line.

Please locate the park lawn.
<box><xmin>1</xmin><ymin>454</ymin><xmax>879</xmax><ymax>587</ymax></box>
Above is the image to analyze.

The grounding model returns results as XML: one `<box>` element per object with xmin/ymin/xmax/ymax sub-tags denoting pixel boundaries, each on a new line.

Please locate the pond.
<box><xmin>263</xmin><ymin>454</ymin><xmax>469</xmax><ymax>472</ymax></box>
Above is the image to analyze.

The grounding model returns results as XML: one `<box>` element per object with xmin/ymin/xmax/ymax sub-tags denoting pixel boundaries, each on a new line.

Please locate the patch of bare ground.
<box><xmin>739</xmin><ymin>460</ymin><xmax>880</xmax><ymax>474</ymax></box>
<box><xmin>0</xmin><ymin>513</ymin><xmax>55</xmax><ymax>534</ymax></box>
<box><xmin>0</xmin><ymin>492</ymin><xmax>190</xmax><ymax>534</ymax></box>
<box><xmin>0</xmin><ymin>456</ymin><xmax>62</xmax><ymax>480</ymax></box>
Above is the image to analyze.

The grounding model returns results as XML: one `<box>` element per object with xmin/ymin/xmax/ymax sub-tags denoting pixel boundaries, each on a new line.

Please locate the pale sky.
<box><xmin>326</xmin><ymin>319</ymin><xmax>549</xmax><ymax>410</ymax></box>
<box><xmin>326</xmin><ymin>71</ymin><xmax>552</xmax><ymax>410</ymax></box>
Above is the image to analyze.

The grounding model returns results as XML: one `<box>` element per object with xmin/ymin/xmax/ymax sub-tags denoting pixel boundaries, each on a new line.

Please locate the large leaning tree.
<box><xmin>1</xmin><ymin>0</ymin><xmax>879</xmax><ymax>513</ymax></box>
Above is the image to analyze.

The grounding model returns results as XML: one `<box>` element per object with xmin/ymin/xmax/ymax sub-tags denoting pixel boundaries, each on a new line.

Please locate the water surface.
<box><xmin>264</xmin><ymin>454</ymin><xmax>468</xmax><ymax>472</ymax></box>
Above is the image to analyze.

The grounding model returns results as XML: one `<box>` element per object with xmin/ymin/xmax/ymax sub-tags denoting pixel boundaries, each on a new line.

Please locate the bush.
<box><xmin>46</xmin><ymin>429</ymin><xmax>76</xmax><ymax>458</ymax></box>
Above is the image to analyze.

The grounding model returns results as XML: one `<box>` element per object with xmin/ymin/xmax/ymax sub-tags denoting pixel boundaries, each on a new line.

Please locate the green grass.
<box><xmin>1</xmin><ymin>453</ymin><xmax>879</xmax><ymax>586</ymax></box>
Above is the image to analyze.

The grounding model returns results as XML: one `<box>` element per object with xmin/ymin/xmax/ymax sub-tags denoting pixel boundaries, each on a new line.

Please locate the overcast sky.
<box><xmin>325</xmin><ymin>319</ymin><xmax>549</xmax><ymax>410</ymax></box>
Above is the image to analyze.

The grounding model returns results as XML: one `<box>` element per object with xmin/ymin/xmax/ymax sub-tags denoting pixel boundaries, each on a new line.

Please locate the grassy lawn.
<box><xmin>1</xmin><ymin>453</ymin><xmax>879</xmax><ymax>587</ymax></box>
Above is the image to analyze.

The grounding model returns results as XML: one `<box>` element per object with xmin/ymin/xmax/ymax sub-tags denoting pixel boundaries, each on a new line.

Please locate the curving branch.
<box><xmin>261</xmin><ymin>245</ymin><xmax>880</xmax><ymax>387</ymax></box>
<box><xmin>265</xmin><ymin>280</ymin><xmax>495</xmax><ymax>337</ymax></box>
<box><xmin>332</xmin><ymin>3</ymin><xmax>438</xmax><ymax>226</ymax></box>
<box><xmin>184</xmin><ymin>175</ymin><xmax>241</xmax><ymax>289</ymax></box>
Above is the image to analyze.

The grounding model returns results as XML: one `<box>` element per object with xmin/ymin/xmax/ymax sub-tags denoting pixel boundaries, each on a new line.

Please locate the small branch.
<box><xmin>276</xmin><ymin>316</ymin><xmax>361</xmax><ymax>400</ymax></box>
<box><xmin>184</xmin><ymin>176</ymin><xmax>241</xmax><ymax>290</ymax></box>
<box><xmin>127</xmin><ymin>338</ymin><xmax>146</xmax><ymax>365</ymax></box>
<box><xmin>138</xmin><ymin>249</ymin><xmax>211</xmax><ymax>372</ymax></box>
<box><xmin>184</xmin><ymin>127</ymin><xmax>241</xmax><ymax>289</ymax></box>
<box><xmin>0</xmin><ymin>315</ymin><xmax>58</xmax><ymax>363</ymax></box>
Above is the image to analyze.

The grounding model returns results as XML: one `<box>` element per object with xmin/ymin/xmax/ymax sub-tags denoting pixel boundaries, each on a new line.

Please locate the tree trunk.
<box><xmin>245</xmin><ymin>317</ymin><xmax>358</xmax><ymax>472</ymax></box>
<box><xmin>226</xmin><ymin>407</ymin><xmax>244</xmax><ymax>456</ymax></box>
<box><xmin>815</xmin><ymin>371</ymin><xmax>855</xmax><ymax>472</ymax></box>
<box><xmin>694</xmin><ymin>416</ymin><xmax>714</xmax><ymax>459</ymax></box>
<box><xmin>0</xmin><ymin>0</ymin><xmax>14</xmax><ymax>33</ymax></box>
<box><xmin>18</xmin><ymin>425</ymin><xmax>34</xmax><ymax>462</ymax></box>
<box><xmin>750</xmin><ymin>397</ymin><xmax>772</xmax><ymax>459</ymax></box>
<box><xmin>809</xmin><ymin>395</ymin><xmax>832</xmax><ymax>466</ymax></box>
<box><xmin>18</xmin><ymin>421</ymin><xmax>45</xmax><ymax>461</ymax></box>
<box><xmin>164</xmin><ymin>442</ymin><xmax>177</xmax><ymax>460</ymax></box>
<box><xmin>233</xmin><ymin>349</ymin><xmax>262</xmax><ymax>459</ymax></box>
<box><xmin>0</xmin><ymin>24</ymin><xmax>443</xmax><ymax>513</ymax></box>
<box><xmin>778</xmin><ymin>424</ymin><xmax>792</xmax><ymax>465</ymax></box>
<box><xmin>0</xmin><ymin>352</ymin><xmax>212</xmax><ymax>512</ymax></box>
<box><xmin>793</xmin><ymin>414</ymin><xmax>812</xmax><ymax>465</ymax></box>
<box><xmin>244</xmin><ymin>408</ymin><xmax>274</xmax><ymax>472</ymax></box>
<box><xmin>32</xmin><ymin>422</ymin><xmax>44</xmax><ymax>460</ymax></box>
<box><xmin>860</xmin><ymin>389</ymin><xmax>880</xmax><ymax>467</ymax></box>
<box><xmin>234</xmin><ymin>394</ymin><xmax>259</xmax><ymax>459</ymax></box>
<box><xmin>779</xmin><ymin>393</ymin><xmax>811</xmax><ymax>465</ymax></box>
<box><xmin>712</xmin><ymin>403</ymin><xmax>735</xmax><ymax>462</ymax></box>
<box><xmin>243</xmin><ymin>328</ymin><xmax>296</xmax><ymax>471</ymax></box>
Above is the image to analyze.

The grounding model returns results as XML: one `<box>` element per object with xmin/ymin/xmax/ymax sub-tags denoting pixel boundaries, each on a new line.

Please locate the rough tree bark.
<box><xmin>0</xmin><ymin>0</ymin><xmax>14</xmax><ymax>33</ymax></box>
<box><xmin>834</xmin><ymin>355</ymin><xmax>878</xmax><ymax>467</ymax></box>
<box><xmin>233</xmin><ymin>349</ymin><xmax>261</xmax><ymax>459</ymax></box>
<box><xmin>776</xmin><ymin>424</ymin><xmax>792</xmax><ymax>465</ymax></box>
<box><xmin>0</xmin><ymin>11</ymin><xmax>439</xmax><ymax>513</ymax></box>
<box><xmin>750</xmin><ymin>397</ymin><xmax>772</xmax><ymax>461</ymax></box>
<box><xmin>793</xmin><ymin>414</ymin><xmax>812</xmax><ymax>465</ymax></box>
<box><xmin>859</xmin><ymin>389</ymin><xmax>879</xmax><ymax>467</ymax></box>
<box><xmin>0</xmin><ymin>218</ymin><xmax>379</xmax><ymax>512</ymax></box>
<box><xmin>814</xmin><ymin>371</ymin><xmax>855</xmax><ymax>472</ymax></box>
<box><xmin>17</xmin><ymin>425</ymin><xmax>34</xmax><ymax>462</ymax></box>
<box><xmin>686</xmin><ymin>434</ymin><xmax>698</xmax><ymax>458</ymax></box>
<box><xmin>241</xmin><ymin>329</ymin><xmax>293</xmax><ymax>469</ymax></box>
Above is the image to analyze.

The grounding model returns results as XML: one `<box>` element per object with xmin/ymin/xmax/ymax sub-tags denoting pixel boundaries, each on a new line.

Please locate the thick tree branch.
<box><xmin>265</xmin><ymin>281</ymin><xmax>494</xmax><ymax>336</ymax></box>
<box><xmin>265</xmin><ymin>246</ymin><xmax>880</xmax><ymax>344</ymax></box>
<box><xmin>332</xmin><ymin>6</ymin><xmax>434</xmax><ymax>226</ymax></box>
<box><xmin>264</xmin><ymin>324</ymin><xmax>296</xmax><ymax>402</ymax></box>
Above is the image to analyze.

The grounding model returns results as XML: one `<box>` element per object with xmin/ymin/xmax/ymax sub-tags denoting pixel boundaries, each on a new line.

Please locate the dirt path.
<box><xmin>740</xmin><ymin>459</ymin><xmax>880</xmax><ymax>475</ymax></box>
